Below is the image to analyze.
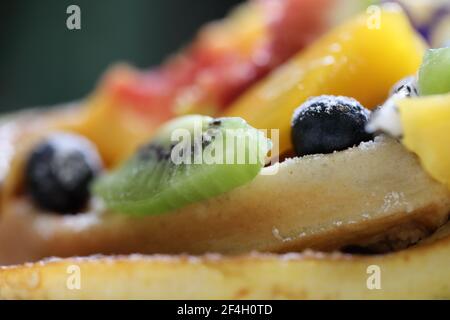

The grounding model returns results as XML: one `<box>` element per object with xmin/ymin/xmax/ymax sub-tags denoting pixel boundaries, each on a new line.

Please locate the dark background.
<box><xmin>0</xmin><ymin>0</ymin><xmax>242</xmax><ymax>112</ymax></box>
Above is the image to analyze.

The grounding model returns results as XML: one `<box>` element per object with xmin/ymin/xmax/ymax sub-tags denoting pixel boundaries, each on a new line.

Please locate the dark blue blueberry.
<box><xmin>291</xmin><ymin>95</ymin><xmax>373</xmax><ymax>157</ymax></box>
<box><xmin>25</xmin><ymin>133</ymin><xmax>102</xmax><ymax>214</ymax></box>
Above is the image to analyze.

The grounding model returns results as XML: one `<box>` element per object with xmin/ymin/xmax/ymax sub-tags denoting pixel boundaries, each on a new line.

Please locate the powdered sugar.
<box><xmin>291</xmin><ymin>95</ymin><xmax>369</xmax><ymax>126</ymax></box>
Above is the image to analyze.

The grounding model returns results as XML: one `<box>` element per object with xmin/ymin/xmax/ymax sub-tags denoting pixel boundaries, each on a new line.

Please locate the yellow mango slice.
<box><xmin>224</xmin><ymin>5</ymin><xmax>426</xmax><ymax>155</ymax></box>
<box><xmin>398</xmin><ymin>93</ymin><xmax>450</xmax><ymax>189</ymax></box>
<box><xmin>67</xmin><ymin>92</ymin><xmax>157</xmax><ymax>167</ymax></box>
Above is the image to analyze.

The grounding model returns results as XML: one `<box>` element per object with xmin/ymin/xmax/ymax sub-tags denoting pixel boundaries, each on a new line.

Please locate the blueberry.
<box><xmin>291</xmin><ymin>95</ymin><xmax>373</xmax><ymax>156</ymax></box>
<box><xmin>25</xmin><ymin>133</ymin><xmax>102</xmax><ymax>214</ymax></box>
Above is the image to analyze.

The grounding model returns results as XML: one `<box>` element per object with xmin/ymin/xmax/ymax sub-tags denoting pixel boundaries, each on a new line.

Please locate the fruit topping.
<box><xmin>25</xmin><ymin>133</ymin><xmax>102</xmax><ymax>214</ymax></box>
<box><xmin>101</xmin><ymin>0</ymin><xmax>371</xmax><ymax>119</ymax></box>
<box><xmin>224</xmin><ymin>5</ymin><xmax>426</xmax><ymax>156</ymax></box>
<box><xmin>367</xmin><ymin>46</ymin><xmax>450</xmax><ymax>191</ymax></box>
<box><xmin>93</xmin><ymin>116</ymin><xmax>271</xmax><ymax>215</ymax></box>
<box><xmin>76</xmin><ymin>1</ymin><xmax>381</xmax><ymax>167</ymax></box>
<box><xmin>70</xmin><ymin>89</ymin><xmax>157</xmax><ymax>167</ymax></box>
<box><xmin>291</xmin><ymin>95</ymin><xmax>373</xmax><ymax>156</ymax></box>
<box><xmin>397</xmin><ymin>93</ymin><xmax>450</xmax><ymax>189</ymax></box>
<box><xmin>418</xmin><ymin>47</ymin><xmax>450</xmax><ymax>96</ymax></box>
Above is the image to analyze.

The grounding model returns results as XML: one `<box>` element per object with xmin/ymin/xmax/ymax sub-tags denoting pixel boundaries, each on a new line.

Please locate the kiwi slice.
<box><xmin>93</xmin><ymin>115</ymin><xmax>271</xmax><ymax>215</ymax></box>
<box><xmin>418</xmin><ymin>47</ymin><xmax>450</xmax><ymax>96</ymax></box>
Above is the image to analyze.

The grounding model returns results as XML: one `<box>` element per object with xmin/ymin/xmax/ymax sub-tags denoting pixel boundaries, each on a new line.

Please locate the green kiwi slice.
<box><xmin>93</xmin><ymin>115</ymin><xmax>271</xmax><ymax>215</ymax></box>
<box><xmin>418</xmin><ymin>47</ymin><xmax>450</xmax><ymax>96</ymax></box>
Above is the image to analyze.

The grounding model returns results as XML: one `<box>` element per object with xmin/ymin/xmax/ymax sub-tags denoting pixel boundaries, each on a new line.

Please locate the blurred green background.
<box><xmin>0</xmin><ymin>0</ymin><xmax>242</xmax><ymax>112</ymax></box>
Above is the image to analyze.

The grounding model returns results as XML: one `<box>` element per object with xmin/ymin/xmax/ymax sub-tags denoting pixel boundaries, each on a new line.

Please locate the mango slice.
<box><xmin>69</xmin><ymin>91</ymin><xmax>157</xmax><ymax>167</ymax></box>
<box><xmin>224</xmin><ymin>5</ymin><xmax>426</xmax><ymax>155</ymax></box>
<box><xmin>398</xmin><ymin>93</ymin><xmax>450</xmax><ymax>189</ymax></box>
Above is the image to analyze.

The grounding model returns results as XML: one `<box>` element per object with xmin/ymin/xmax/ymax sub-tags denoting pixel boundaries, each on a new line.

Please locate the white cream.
<box><xmin>366</xmin><ymin>95</ymin><xmax>403</xmax><ymax>138</ymax></box>
<box><xmin>366</xmin><ymin>76</ymin><xmax>418</xmax><ymax>137</ymax></box>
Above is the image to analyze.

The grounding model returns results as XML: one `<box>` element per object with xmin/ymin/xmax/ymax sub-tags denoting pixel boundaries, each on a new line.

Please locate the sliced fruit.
<box><xmin>73</xmin><ymin>0</ymin><xmax>376</xmax><ymax>167</ymax></box>
<box><xmin>93</xmin><ymin>116</ymin><xmax>270</xmax><ymax>215</ymax></box>
<box><xmin>224</xmin><ymin>5</ymin><xmax>426</xmax><ymax>155</ymax></box>
<box><xmin>397</xmin><ymin>93</ymin><xmax>450</xmax><ymax>189</ymax></box>
<box><xmin>66</xmin><ymin>85</ymin><xmax>158</xmax><ymax>167</ymax></box>
<box><xmin>418</xmin><ymin>47</ymin><xmax>450</xmax><ymax>96</ymax></box>
<box><xmin>105</xmin><ymin>0</ymin><xmax>371</xmax><ymax>118</ymax></box>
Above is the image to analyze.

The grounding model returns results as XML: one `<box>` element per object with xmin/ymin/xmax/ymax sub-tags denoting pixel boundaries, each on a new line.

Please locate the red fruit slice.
<box><xmin>102</xmin><ymin>0</ymin><xmax>335</xmax><ymax>119</ymax></box>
